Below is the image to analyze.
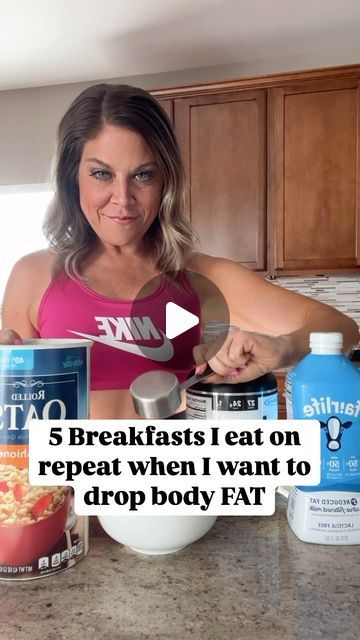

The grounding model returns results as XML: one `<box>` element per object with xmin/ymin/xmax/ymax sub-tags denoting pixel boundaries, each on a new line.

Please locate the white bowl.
<box><xmin>98</xmin><ymin>515</ymin><xmax>217</xmax><ymax>555</ymax></box>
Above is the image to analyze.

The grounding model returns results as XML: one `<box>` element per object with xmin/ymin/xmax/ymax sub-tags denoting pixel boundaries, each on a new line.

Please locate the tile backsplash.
<box><xmin>268</xmin><ymin>275</ymin><xmax>360</xmax><ymax>327</ymax></box>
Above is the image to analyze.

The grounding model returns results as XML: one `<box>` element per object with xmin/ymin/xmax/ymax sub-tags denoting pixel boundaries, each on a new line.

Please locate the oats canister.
<box><xmin>0</xmin><ymin>339</ymin><xmax>91</xmax><ymax>580</ymax></box>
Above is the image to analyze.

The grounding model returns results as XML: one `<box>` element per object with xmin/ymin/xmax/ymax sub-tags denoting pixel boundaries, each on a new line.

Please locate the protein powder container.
<box><xmin>186</xmin><ymin>323</ymin><xmax>278</xmax><ymax>420</ymax></box>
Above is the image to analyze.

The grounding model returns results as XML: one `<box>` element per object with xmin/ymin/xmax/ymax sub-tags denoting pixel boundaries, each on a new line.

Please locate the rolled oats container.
<box><xmin>0</xmin><ymin>339</ymin><xmax>91</xmax><ymax>580</ymax></box>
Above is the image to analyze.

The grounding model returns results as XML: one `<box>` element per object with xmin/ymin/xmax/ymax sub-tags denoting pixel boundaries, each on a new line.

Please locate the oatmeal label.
<box><xmin>0</xmin><ymin>372</ymin><xmax>79</xmax><ymax>443</ymax></box>
<box><xmin>0</xmin><ymin>339</ymin><xmax>91</xmax><ymax>581</ymax></box>
<box><xmin>0</xmin><ymin>350</ymin><xmax>34</xmax><ymax>371</ymax></box>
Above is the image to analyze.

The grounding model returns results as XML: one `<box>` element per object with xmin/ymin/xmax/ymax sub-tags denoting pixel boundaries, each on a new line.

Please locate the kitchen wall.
<box><xmin>1</xmin><ymin>58</ymin><xmax>360</xmax><ymax>185</ymax></box>
<box><xmin>270</xmin><ymin>275</ymin><xmax>360</xmax><ymax>329</ymax></box>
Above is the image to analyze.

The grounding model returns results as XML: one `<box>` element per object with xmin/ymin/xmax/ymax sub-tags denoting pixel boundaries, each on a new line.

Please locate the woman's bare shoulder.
<box><xmin>186</xmin><ymin>252</ymin><xmax>253</xmax><ymax>280</ymax></box>
<box><xmin>2</xmin><ymin>249</ymin><xmax>56</xmax><ymax>333</ymax></box>
<box><xmin>186</xmin><ymin>251</ymin><xmax>220</xmax><ymax>273</ymax></box>
<box><xmin>12</xmin><ymin>249</ymin><xmax>55</xmax><ymax>275</ymax></box>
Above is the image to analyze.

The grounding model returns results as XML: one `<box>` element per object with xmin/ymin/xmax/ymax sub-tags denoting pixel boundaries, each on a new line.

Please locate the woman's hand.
<box><xmin>193</xmin><ymin>329</ymin><xmax>293</xmax><ymax>383</ymax></box>
<box><xmin>0</xmin><ymin>328</ymin><xmax>23</xmax><ymax>345</ymax></box>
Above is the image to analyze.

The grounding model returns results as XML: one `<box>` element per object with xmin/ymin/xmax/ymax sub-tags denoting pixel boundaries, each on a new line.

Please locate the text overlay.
<box><xmin>28</xmin><ymin>420</ymin><xmax>320</xmax><ymax>516</ymax></box>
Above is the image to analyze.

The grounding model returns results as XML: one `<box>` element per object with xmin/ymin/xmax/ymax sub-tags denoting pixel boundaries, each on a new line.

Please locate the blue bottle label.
<box><xmin>286</xmin><ymin>357</ymin><xmax>360</xmax><ymax>493</ymax></box>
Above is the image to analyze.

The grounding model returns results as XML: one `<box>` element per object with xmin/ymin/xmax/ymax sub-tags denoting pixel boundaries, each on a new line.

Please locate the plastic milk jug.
<box><xmin>285</xmin><ymin>332</ymin><xmax>360</xmax><ymax>545</ymax></box>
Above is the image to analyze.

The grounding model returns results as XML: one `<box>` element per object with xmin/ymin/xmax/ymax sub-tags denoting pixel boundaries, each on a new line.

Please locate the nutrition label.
<box><xmin>38</xmin><ymin>541</ymin><xmax>83</xmax><ymax>571</ymax></box>
<box><xmin>186</xmin><ymin>394</ymin><xmax>212</xmax><ymax>419</ymax></box>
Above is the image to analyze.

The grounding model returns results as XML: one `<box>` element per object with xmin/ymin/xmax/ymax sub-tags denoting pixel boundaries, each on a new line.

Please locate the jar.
<box><xmin>186</xmin><ymin>373</ymin><xmax>278</xmax><ymax>420</ymax></box>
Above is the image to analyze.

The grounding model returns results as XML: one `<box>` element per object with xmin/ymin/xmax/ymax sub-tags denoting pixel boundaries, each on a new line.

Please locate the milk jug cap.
<box><xmin>309</xmin><ymin>332</ymin><xmax>343</xmax><ymax>353</ymax></box>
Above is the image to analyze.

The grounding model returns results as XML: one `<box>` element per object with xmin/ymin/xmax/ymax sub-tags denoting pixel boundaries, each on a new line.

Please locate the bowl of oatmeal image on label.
<box><xmin>0</xmin><ymin>463</ymin><xmax>71</xmax><ymax>567</ymax></box>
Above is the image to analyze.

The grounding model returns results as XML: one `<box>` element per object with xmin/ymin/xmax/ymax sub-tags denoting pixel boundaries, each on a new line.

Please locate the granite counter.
<box><xmin>1</xmin><ymin>497</ymin><xmax>359</xmax><ymax>640</ymax></box>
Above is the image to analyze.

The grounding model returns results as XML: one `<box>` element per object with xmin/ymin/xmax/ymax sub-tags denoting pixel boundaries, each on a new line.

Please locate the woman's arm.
<box><xmin>190</xmin><ymin>254</ymin><xmax>359</xmax><ymax>381</ymax></box>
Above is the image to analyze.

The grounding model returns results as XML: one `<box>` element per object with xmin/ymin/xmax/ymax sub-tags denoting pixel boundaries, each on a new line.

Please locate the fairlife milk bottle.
<box><xmin>285</xmin><ymin>332</ymin><xmax>360</xmax><ymax>545</ymax></box>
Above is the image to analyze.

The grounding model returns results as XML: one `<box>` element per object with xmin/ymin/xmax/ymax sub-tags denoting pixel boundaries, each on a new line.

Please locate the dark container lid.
<box><xmin>350</xmin><ymin>347</ymin><xmax>360</xmax><ymax>363</ymax></box>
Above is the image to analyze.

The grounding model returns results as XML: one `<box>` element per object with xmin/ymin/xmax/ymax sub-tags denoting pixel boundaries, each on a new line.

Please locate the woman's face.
<box><xmin>78</xmin><ymin>125</ymin><xmax>163</xmax><ymax>251</ymax></box>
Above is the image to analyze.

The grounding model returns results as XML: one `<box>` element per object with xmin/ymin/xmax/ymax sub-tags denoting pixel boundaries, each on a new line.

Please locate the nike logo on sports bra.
<box><xmin>69</xmin><ymin>313</ymin><xmax>175</xmax><ymax>362</ymax></box>
<box><xmin>69</xmin><ymin>329</ymin><xmax>174</xmax><ymax>361</ymax></box>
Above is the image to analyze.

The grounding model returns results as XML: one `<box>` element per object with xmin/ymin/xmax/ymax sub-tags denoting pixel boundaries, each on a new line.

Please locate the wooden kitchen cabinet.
<box><xmin>268</xmin><ymin>77</ymin><xmax>360</xmax><ymax>273</ymax></box>
<box><xmin>157</xmin><ymin>99</ymin><xmax>173</xmax><ymax>123</ymax></box>
<box><xmin>275</xmin><ymin>372</ymin><xmax>287</xmax><ymax>419</ymax></box>
<box><xmin>152</xmin><ymin>65</ymin><xmax>360</xmax><ymax>274</ymax></box>
<box><xmin>173</xmin><ymin>90</ymin><xmax>267</xmax><ymax>270</ymax></box>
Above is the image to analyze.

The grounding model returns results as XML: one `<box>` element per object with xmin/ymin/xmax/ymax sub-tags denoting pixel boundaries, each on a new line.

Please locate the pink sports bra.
<box><xmin>38</xmin><ymin>272</ymin><xmax>201</xmax><ymax>390</ymax></box>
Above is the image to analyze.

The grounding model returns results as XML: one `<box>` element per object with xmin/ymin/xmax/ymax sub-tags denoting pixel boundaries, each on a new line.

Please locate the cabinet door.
<box><xmin>174</xmin><ymin>90</ymin><xmax>266</xmax><ymax>270</ymax></box>
<box><xmin>269</xmin><ymin>79</ymin><xmax>360</xmax><ymax>272</ymax></box>
<box><xmin>157</xmin><ymin>99</ymin><xmax>173</xmax><ymax>123</ymax></box>
<box><xmin>275</xmin><ymin>373</ymin><xmax>287</xmax><ymax>419</ymax></box>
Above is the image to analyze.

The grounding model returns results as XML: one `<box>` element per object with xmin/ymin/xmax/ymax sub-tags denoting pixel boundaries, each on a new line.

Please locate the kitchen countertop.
<box><xmin>1</xmin><ymin>496</ymin><xmax>359</xmax><ymax>640</ymax></box>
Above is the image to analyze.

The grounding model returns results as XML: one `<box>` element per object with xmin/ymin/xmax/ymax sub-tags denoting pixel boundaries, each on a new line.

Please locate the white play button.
<box><xmin>165</xmin><ymin>302</ymin><xmax>199</xmax><ymax>339</ymax></box>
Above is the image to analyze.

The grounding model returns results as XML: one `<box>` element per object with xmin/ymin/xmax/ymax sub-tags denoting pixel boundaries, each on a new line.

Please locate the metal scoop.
<box><xmin>130</xmin><ymin>366</ymin><xmax>213</xmax><ymax>419</ymax></box>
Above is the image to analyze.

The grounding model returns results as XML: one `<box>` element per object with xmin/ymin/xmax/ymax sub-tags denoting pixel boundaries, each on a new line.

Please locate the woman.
<box><xmin>1</xmin><ymin>84</ymin><xmax>358</xmax><ymax>419</ymax></box>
